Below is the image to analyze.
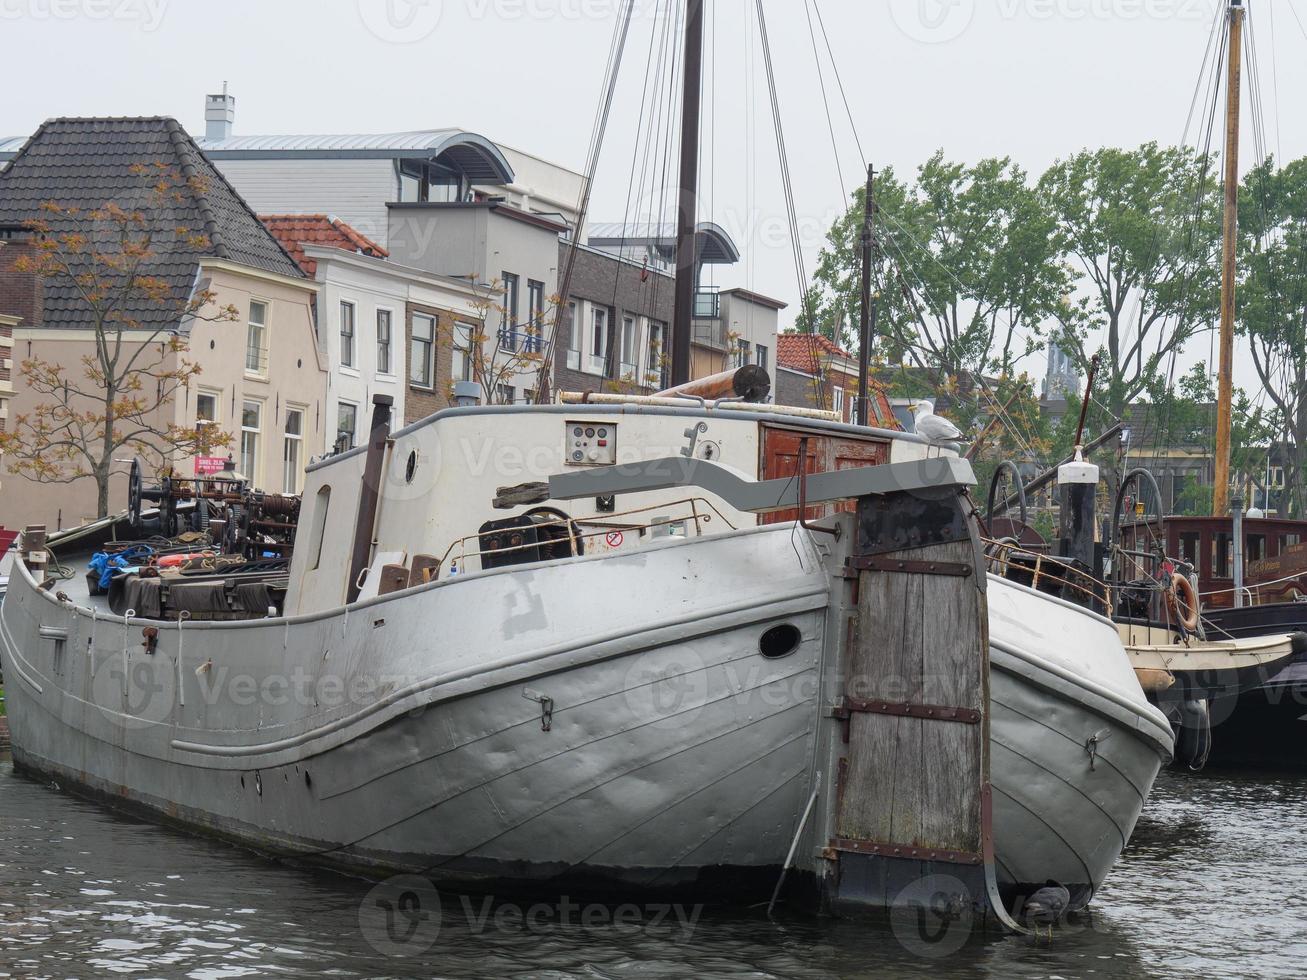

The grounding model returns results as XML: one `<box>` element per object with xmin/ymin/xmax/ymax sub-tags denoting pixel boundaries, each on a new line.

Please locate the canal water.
<box><xmin>1</xmin><ymin>758</ymin><xmax>1304</xmax><ymax>979</ymax></box>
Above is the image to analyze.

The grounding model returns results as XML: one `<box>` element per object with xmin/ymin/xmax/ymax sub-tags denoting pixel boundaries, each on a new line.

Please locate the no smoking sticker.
<box><xmin>605</xmin><ymin>531</ymin><xmax>624</xmax><ymax>548</ymax></box>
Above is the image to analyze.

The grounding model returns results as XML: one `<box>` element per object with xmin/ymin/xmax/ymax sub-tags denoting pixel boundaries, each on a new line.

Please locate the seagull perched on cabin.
<box><xmin>909</xmin><ymin>400</ymin><xmax>962</xmax><ymax>443</ymax></box>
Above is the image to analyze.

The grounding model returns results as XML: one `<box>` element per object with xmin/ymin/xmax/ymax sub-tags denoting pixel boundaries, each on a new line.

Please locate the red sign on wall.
<box><xmin>194</xmin><ymin>456</ymin><xmax>226</xmax><ymax>476</ymax></box>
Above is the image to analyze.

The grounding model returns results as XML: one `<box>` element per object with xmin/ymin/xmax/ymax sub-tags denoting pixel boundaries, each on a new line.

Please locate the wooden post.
<box><xmin>669</xmin><ymin>0</ymin><xmax>704</xmax><ymax>388</ymax></box>
<box><xmin>828</xmin><ymin>488</ymin><xmax>990</xmax><ymax>914</ymax></box>
<box><xmin>1213</xmin><ymin>0</ymin><xmax>1243</xmax><ymax>517</ymax></box>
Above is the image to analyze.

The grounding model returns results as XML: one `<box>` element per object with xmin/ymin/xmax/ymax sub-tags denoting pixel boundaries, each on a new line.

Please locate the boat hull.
<box><xmin>1</xmin><ymin>530</ymin><xmax>1172</xmax><ymax>903</ymax></box>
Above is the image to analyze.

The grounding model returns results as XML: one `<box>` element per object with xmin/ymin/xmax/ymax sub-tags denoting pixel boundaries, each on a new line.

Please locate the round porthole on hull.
<box><xmin>760</xmin><ymin>623</ymin><xmax>802</xmax><ymax>659</ymax></box>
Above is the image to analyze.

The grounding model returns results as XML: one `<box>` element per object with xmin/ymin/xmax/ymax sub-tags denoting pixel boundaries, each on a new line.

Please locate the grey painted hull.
<box><xmin>0</xmin><ymin>527</ymin><xmax>1171</xmax><ymax>902</ymax></box>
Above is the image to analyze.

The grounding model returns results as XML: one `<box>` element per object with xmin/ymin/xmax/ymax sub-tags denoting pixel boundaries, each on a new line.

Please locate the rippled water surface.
<box><xmin>2</xmin><ymin>760</ymin><xmax>1305</xmax><ymax>978</ymax></box>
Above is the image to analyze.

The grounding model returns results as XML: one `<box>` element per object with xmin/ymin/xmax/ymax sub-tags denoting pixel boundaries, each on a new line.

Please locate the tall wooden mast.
<box><xmin>1212</xmin><ymin>0</ymin><xmax>1243</xmax><ymax>517</ymax></box>
<box><xmin>670</xmin><ymin>0</ymin><xmax>704</xmax><ymax>388</ymax></box>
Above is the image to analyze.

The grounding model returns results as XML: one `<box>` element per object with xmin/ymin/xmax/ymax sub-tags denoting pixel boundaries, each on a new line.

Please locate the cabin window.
<box><xmin>245</xmin><ymin>301</ymin><xmax>268</xmax><ymax>376</ymax></box>
<box><xmin>1179</xmin><ymin>532</ymin><xmax>1200</xmax><ymax>568</ymax></box>
<box><xmin>1213</xmin><ymin>533</ymin><xmax>1231</xmax><ymax>579</ymax></box>
<box><xmin>310</xmin><ymin>485</ymin><xmax>330</xmax><ymax>570</ymax></box>
<box><xmin>410</xmin><ymin>313</ymin><xmax>435</xmax><ymax>387</ymax></box>
<box><xmin>376</xmin><ymin>309</ymin><xmax>392</xmax><ymax>374</ymax></box>
<box><xmin>1288</xmin><ymin>533</ymin><xmax>1301</xmax><ymax>549</ymax></box>
<box><xmin>1247</xmin><ymin>534</ymin><xmax>1266</xmax><ymax>564</ymax></box>
<box><xmin>240</xmin><ymin>400</ymin><xmax>262</xmax><ymax>485</ymax></box>
<box><xmin>283</xmin><ymin>407</ymin><xmax>304</xmax><ymax>494</ymax></box>
<box><xmin>340</xmin><ymin>301</ymin><xmax>356</xmax><ymax>368</ymax></box>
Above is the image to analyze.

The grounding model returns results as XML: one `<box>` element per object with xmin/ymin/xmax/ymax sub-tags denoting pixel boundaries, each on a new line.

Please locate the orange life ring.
<box><xmin>1167</xmin><ymin>572</ymin><xmax>1200</xmax><ymax>632</ymax></box>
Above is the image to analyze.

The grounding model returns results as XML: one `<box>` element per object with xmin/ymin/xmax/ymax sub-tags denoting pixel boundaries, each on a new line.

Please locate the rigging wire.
<box><xmin>754</xmin><ymin>0</ymin><xmax>828</xmax><ymax>411</ymax></box>
<box><xmin>535</xmin><ymin>0</ymin><xmax>637</xmax><ymax>399</ymax></box>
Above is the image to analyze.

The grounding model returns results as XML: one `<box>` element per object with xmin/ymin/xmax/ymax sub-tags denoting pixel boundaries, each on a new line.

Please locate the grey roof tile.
<box><xmin>0</xmin><ymin>116</ymin><xmax>303</xmax><ymax>330</ymax></box>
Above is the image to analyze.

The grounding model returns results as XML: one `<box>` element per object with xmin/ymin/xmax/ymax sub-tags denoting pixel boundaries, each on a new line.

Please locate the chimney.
<box><xmin>205</xmin><ymin>83</ymin><xmax>235</xmax><ymax>141</ymax></box>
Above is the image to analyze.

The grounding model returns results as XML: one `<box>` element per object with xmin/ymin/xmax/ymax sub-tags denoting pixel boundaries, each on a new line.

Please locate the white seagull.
<box><xmin>910</xmin><ymin>400</ymin><xmax>962</xmax><ymax>443</ymax></box>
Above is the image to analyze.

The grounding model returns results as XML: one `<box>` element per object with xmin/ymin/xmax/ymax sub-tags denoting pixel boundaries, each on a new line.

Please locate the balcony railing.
<box><xmin>498</xmin><ymin>325</ymin><xmax>544</xmax><ymax>354</ymax></box>
<box><xmin>693</xmin><ymin>287</ymin><xmax>720</xmax><ymax>319</ymax></box>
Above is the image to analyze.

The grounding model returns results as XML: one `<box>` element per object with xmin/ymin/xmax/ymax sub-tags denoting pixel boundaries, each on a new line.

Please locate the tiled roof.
<box><xmin>776</xmin><ymin>331</ymin><xmax>856</xmax><ymax>374</ymax></box>
<box><xmin>0</xmin><ymin>117</ymin><xmax>303</xmax><ymax>330</ymax></box>
<box><xmin>260</xmin><ymin>214</ymin><xmax>388</xmax><ymax>278</ymax></box>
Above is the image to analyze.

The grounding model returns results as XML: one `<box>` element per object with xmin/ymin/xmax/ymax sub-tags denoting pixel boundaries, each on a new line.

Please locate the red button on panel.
<box><xmin>597</xmin><ymin>439</ymin><xmax>608</xmax><ymax>446</ymax></box>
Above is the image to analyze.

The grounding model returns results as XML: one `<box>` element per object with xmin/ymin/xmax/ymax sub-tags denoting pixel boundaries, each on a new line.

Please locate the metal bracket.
<box><xmin>834</xmin><ymin>696</ymin><xmax>981</xmax><ymax>724</ymax></box>
<box><xmin>844</xmin><ymin>555</ymin><xmax>973</xmax><ymax>577</ymax></box>
<box><xmin>824</xmin><ymin>837</ymin><xmax>982</xmax><ymax>866</ymax></box>
<box><xmin>522</xmin><ymin>688</ymin><xmax>554</xmax><ymax>732</ymax></box>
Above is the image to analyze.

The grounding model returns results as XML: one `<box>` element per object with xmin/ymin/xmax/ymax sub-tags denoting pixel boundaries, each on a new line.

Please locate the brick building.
<box><xmin>774</xmin><ymin>332</ymin><xmax>897</xmax><ymax>428</ymax></box>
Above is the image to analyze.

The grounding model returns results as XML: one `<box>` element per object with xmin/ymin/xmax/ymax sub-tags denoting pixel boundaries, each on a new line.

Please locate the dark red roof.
<box><xmin>259</xmin><ymin>214</ymin><xmax>388</xmax><ymax>278</ymax></box>
<box><xmin>776</xmin><ymin>332</ymin><xmax>856</xmax><ymax>374</ymax></box>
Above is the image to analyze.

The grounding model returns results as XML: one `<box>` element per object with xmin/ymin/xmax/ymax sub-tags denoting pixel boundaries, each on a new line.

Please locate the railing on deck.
<box><xmin>439</xmin><ymin>497</ymin><xmax>739</xmax><ymax>577</ymax></box>
<box><xmin>983</xmin><ymin>537</ymin><xmax>1114</xmax><ymax>612</ymax></box>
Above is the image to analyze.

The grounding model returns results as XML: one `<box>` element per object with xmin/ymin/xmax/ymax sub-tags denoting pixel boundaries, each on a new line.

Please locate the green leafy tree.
<box><xmin>804</xmin><ymin>153</ymin><xmax>1067</xmax><ymax>384</ymax></box>
<box><xmin>1038</xmin><ymin>143</ymin><xmax>1222</xmax><ymax>419</ymax></box>
<box><xmin>1239</xmin><ymin>156</ymin><xmax>1307</xmax><ymax>516</ymax></box>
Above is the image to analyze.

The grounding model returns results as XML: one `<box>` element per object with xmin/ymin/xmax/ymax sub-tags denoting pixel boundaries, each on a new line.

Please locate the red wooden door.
<box><xmin>760</xmin><ymin>426</ymin><xmax>889</xmax><ymax>524</ymax></box>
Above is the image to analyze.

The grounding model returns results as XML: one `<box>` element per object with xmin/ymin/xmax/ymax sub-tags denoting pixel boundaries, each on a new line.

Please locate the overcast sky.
<box><xmin>2</xmin><ymin>0</ymin><xmax>1300</xmax><ymax>397</ymax></box>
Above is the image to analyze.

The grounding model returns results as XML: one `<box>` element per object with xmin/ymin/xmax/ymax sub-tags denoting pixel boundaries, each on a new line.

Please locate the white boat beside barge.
<box><xmin>0</xmin><ymin>398</ymin><xmax>1173</xmax><ymax>917</ymax></box>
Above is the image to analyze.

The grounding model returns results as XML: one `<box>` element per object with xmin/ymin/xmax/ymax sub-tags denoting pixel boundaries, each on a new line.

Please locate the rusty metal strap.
<box><xmin>824</xmin><ymin>837</ymin><xmax>982</xmax><ymax>866</ymax></box>
<box><xmin>844</xmin><ymin>555</ymin><xmax>973</xmax><ymax>577</ymax></box>
<box><xmin>834</xmin><ymin>697</ymin><xmax>981</xmax><ymax>724</ymax></box>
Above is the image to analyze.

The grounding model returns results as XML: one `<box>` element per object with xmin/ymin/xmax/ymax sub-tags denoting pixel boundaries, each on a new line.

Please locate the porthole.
<box><xmin>759</xmin><ymin>623</ymin><xmax>802</xmax><ymax>659</ymax></box>
<box><xmin>405</xmin><ymin>450</ymin><xmax>418</xmax><ymax>484</ymax></box>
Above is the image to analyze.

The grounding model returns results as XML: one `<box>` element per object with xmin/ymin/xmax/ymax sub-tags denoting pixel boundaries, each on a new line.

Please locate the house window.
<box><xmin>337</xmin><ymin>401</ymin><xmax>358</xmax><ymax>451</ymax></box>
<box><xmin>499</xmin><ymin>273</ymin><xmax>520</xmax><ymax>351</ymax></box>
<box><xmin>831</xmin><ymin>385</ymin><xmax>845</xmax><ymax>420</ymax></box>
<box><xmin>756</xmin><ymin>343</ymin><xmax>769</xmax><ymax>372</ymax></box>
<box><xmin>647</xmin><ymin>320</ymin><xmax>666</xmax><ymax>387</ymax></box>
<box><xmin>376</xmin><ymin>309</ymin><xmax>392</xmax><ymax>374</ymax></box>
<box><xmin>527</xmin><ymin>279</ymin><xmax>545</xmax><ymax>352</ymax></box>
<box><xmin>245</xmin><ymin>301</ymin><xmax>268</xmax><ymax>376</ymax></box>
<box><xmin>1270</xmin><ymin>466</ymin><xmax>1286</xmax><ymax>489</ymax></box>
<box><xmin>283</xmin><ymin>407</ymin><xmax>304</xmax><ymax>494</ymax></box>
<box><xmin>589</xmin><ymin>305</ymin><xmax>608</xmax><ymax>375</ymax></box>
<box><xmin>340</xmin><ymin>301</ymin><xmax>356</xmax><ymax>368</ymax></box>
<box><xmin>620</xmin><ymin>315</ymin><xmax>637</xmax><ymax>376</ymax></box>
<box><xmin>735</xmin><ymin>339</ymin><xmax>752</xmax><ymax>368</ymax></box>
<box><xmin>240</xmin><ymin>400</ymin><xmax>262</xmax><ymax>484</ymax></box>
<box><xmin>410</xmin><ymin>313</ymin><xmax>435</xmax><ymax>387</ymax></box>
<box><xmin>496</xmin><ymin>383</ymin><xmax>516</xmax><ymax>405</ymax></box>
<box><xmin>566</xmin><ymin>301</ymin><xmax>581</xmax><ymax>370</ymax></box>
<box><xmin>196</xmin><ymin>389</ymin><xmax>219</xmax><ymax>425</ymax></box>
<box><xmin>452</xmin><ymin>322</ymin><xmax>475</xmax><ymax>382</ymax></box>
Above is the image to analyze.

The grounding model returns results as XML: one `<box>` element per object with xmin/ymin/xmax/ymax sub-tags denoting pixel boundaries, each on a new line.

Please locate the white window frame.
<box><xmin>240</xmin><ymin>399</ymin><xmax>263</xmax><ymax>486</ymax></box>
<box><xmin>376</xmin><ymin>307</ymin><xmax>394</xmax><ymax>376</ymax></box>
<box><xmin>756</xmin><ymin>343</ymin><xmax>769</xmax><ymax>372</ymax></box>
<box><xmin>283</xmin><ymin>405</ymin><xmax>305</xmax><ymax>494</ymax></box>
<box><xmin>245</xmin><ymin>300</ymin><xmax>269</xmax><ymax>378</ymax></box>
<box><xmin>619</xmin><ymin>314</ymin><xmax>637</xmax><ymax>377</ymax></box>
<box><xmin>566</xmin><ymin>301</ymin><xmax>581</xmax><ymax>371</ymax></box>
<box><xmin>410</xmin><ymin>313</ymin><xmax>435</xmax><ymax>388</ymax></box>
<box><xmin>588</xmin><ymin>305</ymin><xmax>608</xmax><ymax>376</ymax></box>
<box><xmin>452</xmin><ymin>321</ymin><xmax>475</xmax><ymax>383</ymax></box>
<box><xmin>831</xmin><ymin>385</ymin><xmax>846</xmax><ymax>420</ymax></box>
<box><xmin>500</xmin><ymin>272</ymin><xmax>520</xmax><ymax>352</ymax></box>
<box><xmin>195</xmin><ymin>387</ymin><xmax>220</xmax><ymax>426</ymax></box>
<box><xmin>340</xmin><ymin>299</ymin><xmax>357</xmax><ymax>369</ymax></box>
<box><xmin>647</xmin><ymin>319</ymin><xmax>666</xmax><ymax>387</ymax></box>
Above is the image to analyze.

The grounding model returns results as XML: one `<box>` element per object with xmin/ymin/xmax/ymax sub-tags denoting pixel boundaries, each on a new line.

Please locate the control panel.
<box><xmin>564</xmin><ymin>421</ymin><xmax>618</xmax><ymax>466</ymax></box>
